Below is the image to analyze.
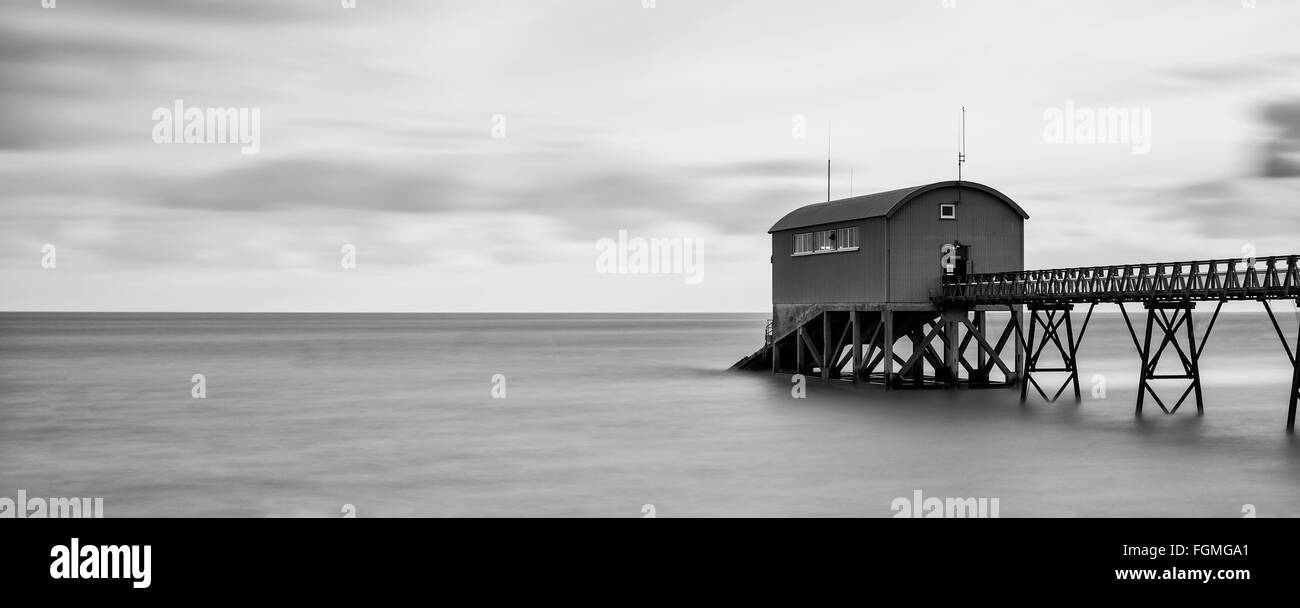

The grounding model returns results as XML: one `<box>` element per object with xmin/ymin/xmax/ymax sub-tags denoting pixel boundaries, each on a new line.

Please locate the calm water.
<box><xmin>2</xmin><ymin>311</ymin><xmax>1299</xmax><ymax>517</ymax></box>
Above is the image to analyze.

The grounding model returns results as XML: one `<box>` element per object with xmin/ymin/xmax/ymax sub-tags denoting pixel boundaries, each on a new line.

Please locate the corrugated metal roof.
<box><xmin>768</xmin><ymin>180</ymin><xmax>1028</xmax><ymax>233</ymax></box>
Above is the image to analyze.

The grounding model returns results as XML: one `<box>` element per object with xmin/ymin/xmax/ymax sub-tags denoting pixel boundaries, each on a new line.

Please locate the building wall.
<box><xmin>772</xmin><ymin>217</ymin><xmax>887</xmax><ymax>305</ymax></box>
<box><xmin>886</xmin><ymin>186</ymin><xmax>1025</xmax><ymax>303</ymax></box>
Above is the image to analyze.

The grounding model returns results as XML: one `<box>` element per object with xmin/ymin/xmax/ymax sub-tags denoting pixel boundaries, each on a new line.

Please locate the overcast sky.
<box><xmin>2</xmin><ymin>0</ymin><xmax>1299</xmax><ymax>312</ymax></box>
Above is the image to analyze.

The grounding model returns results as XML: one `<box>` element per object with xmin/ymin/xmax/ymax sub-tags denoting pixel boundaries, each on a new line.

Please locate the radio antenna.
<box><xmin>957</xmin><ymin>106</ymin><xmax>966</xmax><ymax>202</ymax></box>
<box><xmin>827</xmin><ymin>121</ymin><xmax>832</xmax><ymax>202</ymax></box>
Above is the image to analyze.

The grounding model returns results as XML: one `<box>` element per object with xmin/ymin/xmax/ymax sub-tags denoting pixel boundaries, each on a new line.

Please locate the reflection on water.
<box><xmin>1</xmin><ymin>312</ymin><xmax>1298</xmax><ymax>517</ymax></box>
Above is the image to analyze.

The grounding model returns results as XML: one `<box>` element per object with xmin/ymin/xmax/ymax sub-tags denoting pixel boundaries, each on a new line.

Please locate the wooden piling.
<box><xmin>821</xmin><ymin>312</ymin><xmax>831</xmax><ymax>383</ymax></box>
<box><xmin>851</xmin><ymin>310</ymin><xmax>862</xmax><ymax>385</ymax></box>
<box><xmin>796</xmin><ymin>325</ymin><xmax>806</xmax><ymax>376</ymax></box>
<box><xmin>883</xmin><ymin>310</ymin><xmax>894</xmax><ymax>389</ymax></box>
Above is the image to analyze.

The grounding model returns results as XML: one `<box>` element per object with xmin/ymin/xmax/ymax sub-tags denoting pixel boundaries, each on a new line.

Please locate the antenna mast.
<box><xmin>827</xmin><ymin>121</ymin><xmax>832</xmax><ymax>202</ymax></box>
<box><xmin>957</xmin><ymin>106</ymin><xmax>966</xmax><ymax>202</ymax></box>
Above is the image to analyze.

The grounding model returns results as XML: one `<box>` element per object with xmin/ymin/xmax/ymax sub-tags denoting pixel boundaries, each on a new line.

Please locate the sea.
<box><xmin>2</xmin><ymin>311</ymin><xmax>1298</xmax><ymax>517</ymax></box>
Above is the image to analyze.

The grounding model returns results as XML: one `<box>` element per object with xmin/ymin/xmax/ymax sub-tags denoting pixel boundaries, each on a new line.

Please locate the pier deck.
<box><xmin>736</xmin><ymin>255</ymin><xmax>1300</xmax><ymax>432</ymax></box>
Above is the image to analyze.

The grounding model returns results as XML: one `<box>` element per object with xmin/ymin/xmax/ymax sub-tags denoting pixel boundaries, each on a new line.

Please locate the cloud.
<box><xmin>147</xmin><ymin>158</ymin><xmax>472</xmax><ymax>213</ymax></box>
<box><xmin>1261</xmin><ymin>100</ymin><xmax>1300</xmax><ymax>140</ymax></box>
<box><xmin>61</xmin><ymin>0</ymin><xmax>313</xmax><ymax>25</ymax></box>
<box><xmin>0</xmin><ymin>147</ymin><xmax>817</xmax><ymax>234</ymax></box>
<box><xmin>4</xmin><ymin>0</ymin><xmax>1299</xmax><ymax>311</ymax></box>
<box><xmin>681</xmin><ymin>159</ymin><xmax>819</xmax><ymax>180</ymax></box>
<box><xmin>1259</xmin><ymin>99</ymin><xmax>1300</xmax><ymax>178</ymax></box>
<box><xmin>1130</xmin><ymin>177</ymin><xmax>1300</xmax><ymax>242</ymax></box>
<box><xmin>1159</xmin><ymin>53</ymin><xmax>1300</xmax><ymax>88</ymax></box>
<box><xmin>0</xmin><ymin>26</ymin><xmax>186</xmax><ymax>68</ymax></box>
<box><xmin>0</xmin><ymin>149</ymin><xmax>815</xmax><ymax>281</ymax></box>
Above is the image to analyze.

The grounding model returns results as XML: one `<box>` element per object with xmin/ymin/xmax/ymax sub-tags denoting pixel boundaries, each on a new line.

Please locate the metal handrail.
<box><xmin>939</xmin><ymin>255</ymin><xmax>1300</xmax><ymax>303</ymax></box>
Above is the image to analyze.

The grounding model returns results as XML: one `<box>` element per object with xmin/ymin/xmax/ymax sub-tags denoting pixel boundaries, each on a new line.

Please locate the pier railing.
<box><xmin>939</xmin><ymin>255</ymin><xmax>1300</xmax><ymax>304</ymax></box>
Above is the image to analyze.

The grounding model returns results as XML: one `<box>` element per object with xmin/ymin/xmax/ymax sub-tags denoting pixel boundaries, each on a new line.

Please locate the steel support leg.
<box><xmin>1261</xmin><ymin>300</ymin><xmax>1299</xmax><ymax>431</ymax></box>
<box><xmin>1018</xmin><ymin>304</ymin><xmax>1082</xmax><ymax>403</ymax></box>
<box><xmin>1018</xmin><ymin>309</ymin><xmax>1037</xmax><ymax>402</ymax></box>
<box><xmin>1289</xmin><ymin>324</ymin><xmax>1299</xmax><ymax>432</ymax></box>
<box><xmin>1133</xmin><ymin>302</ymin><xmax>1202</xmax><ymax>415</ymax></box>
<box><xmin>1287</xmin><ymin>320</ymin><xmax>1299</xmax><ymax>433</ymax></box>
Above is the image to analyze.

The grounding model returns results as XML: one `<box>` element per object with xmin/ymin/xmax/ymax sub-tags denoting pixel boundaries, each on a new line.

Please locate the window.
<box><xmin>940</xmin><ymin>203</ymin><xmax>957</xmax><ymax>220</ymax></box>
<box><xmin>793</xmin><ymin>232</ymin><xmax>814</xmax><ymax>254</ymax></box>
<box><xmin>814</xmin><ymin>230</ymin><xmax>834</xmax><ymax>251</ymax></box>
<box><xmin>792</xmin><ymin>227</ymin><xmax>860</xmax><ymax>256</ymax></box>
<box><xmin>836</xmin><ymin>227</ymin><xmax>859</xmax><ymax>249</ymax></box>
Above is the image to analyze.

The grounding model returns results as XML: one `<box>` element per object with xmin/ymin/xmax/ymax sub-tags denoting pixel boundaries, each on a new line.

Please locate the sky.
<box><xmin>2</xmin><ymin>0</ymin><xmax>1299</xmax><ymax>312</ymax></box>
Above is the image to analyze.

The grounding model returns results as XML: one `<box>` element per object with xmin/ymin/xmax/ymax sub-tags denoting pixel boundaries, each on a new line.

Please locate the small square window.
<box><xmin>939</xmin><ymin>203</ymin><xmax>957</xmax><ymax>220</ymax></box>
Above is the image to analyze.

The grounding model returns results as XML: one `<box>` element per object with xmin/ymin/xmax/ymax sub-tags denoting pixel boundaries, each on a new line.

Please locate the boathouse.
<box><xmin>736</xmin><ymin>180</ymin><xmax>1029</xmax><ymax>389</ymax></box>
<box><xmin>735</xmin><ymin>179</ymin><xmax>1300</xmax><ymax>431</ymax></box>
<box><xmin>769</xmin><ymin>180</ymin><xmax>1027</xmax><ymax>337</ymax></box>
